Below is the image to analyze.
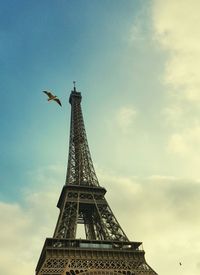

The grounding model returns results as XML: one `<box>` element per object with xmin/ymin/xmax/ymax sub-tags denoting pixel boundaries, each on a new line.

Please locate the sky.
<box><xmin>0</xmin><ymin>0</ymin><xmax>200</xmax><ymax>274</ymax></box>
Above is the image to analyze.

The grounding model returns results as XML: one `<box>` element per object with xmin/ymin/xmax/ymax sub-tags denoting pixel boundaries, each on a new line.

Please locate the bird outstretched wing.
<box><xmin>43</xmin><ymin>90</ymin><xmax>53</xmax><ymax>98</ymax></box>
<box><xmin>54</xmin><ymin>98</ymin><xmax>62</xmax><ymax>106</ymax></box>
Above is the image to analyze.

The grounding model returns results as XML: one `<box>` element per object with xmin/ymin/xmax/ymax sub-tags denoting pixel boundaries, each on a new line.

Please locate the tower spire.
<box><xmin>73</xmin><ymin>80</ymin><xmax>76</xmax><ymax>91</ymax></box>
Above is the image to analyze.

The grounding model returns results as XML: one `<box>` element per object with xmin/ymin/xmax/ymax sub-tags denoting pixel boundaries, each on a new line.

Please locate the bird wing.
<box><xmin>54</xmin><ymin>98</ymin><xmax>62</xmax><ymax>106</ymax></box>
<box><xmin>43</xmin><ymin>90</ymin><xmax>53</xmax><ymax>98</ymax></box>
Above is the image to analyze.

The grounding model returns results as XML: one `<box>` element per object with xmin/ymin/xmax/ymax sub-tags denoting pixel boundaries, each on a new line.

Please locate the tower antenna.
<box><xmin>73</xmin><ymin>80</ymin><xmax>76</xmax><ymax>91</ymax></box>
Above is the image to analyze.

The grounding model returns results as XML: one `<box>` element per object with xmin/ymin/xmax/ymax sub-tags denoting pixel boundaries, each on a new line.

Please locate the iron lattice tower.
<box><xmin>36</xmin><ymin>86</ymin><xmax>157</xmax><ymax>275</ymax></box>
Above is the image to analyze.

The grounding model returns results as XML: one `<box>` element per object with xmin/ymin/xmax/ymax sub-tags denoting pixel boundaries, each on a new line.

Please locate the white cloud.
<box><xmin>152</xmin><ymin>0</ymin><xmax>200</xmax><ymax>169</ymax></box>
<box><xmin>116</xmin><ymin>106</ymin><xmax>137</xmax><ymax>133</ymax></box>
<box><xmin>163</xmin><ymin>105</ymin><xmax>184</xmax><ymax>127</ymax></box>
<box><xmin>0</xmin><ymin>202</ymin><xmax>36</xmax><ymax>275</ymax></box>
<box><xmin>168</xmin><ymin>133</ymin><xmax>188</xmax><ymax>155</ymax></box>
<box><xmin>152</xmin><ymin>0</ymin><xmax>200</xmax><ymax>101</ymax></box>
<box><xmin>0</xmin><ymin>165</ymin><xmax>62</xmax><ymax>275</ymax></box>
<box><xmin>167</xmin><ymin>125</ymin><xmax>200</xmax><ymax>155</ymax></box>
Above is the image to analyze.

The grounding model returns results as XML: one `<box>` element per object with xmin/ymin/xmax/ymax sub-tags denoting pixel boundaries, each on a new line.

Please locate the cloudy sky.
<box><xmin>1</xmin><ymin>0</ymin><xmax>200</xmax><ymax>274</ymax></box>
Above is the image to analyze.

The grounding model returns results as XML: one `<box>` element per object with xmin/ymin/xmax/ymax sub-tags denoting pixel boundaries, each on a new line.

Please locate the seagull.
<box><xmin>43</xmin><ymin>90</ymin><xmax>62</xmax><ymax>106</ymax></box>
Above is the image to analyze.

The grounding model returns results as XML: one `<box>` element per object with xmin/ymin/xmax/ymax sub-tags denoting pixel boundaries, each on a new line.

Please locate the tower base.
<box><xmin>36</xmin><ymin>239</ymin><xmax>157</xmax><ymax>275</ymax></box>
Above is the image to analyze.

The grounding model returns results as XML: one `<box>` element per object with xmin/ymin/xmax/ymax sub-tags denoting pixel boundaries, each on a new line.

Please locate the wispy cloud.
<box><xmin>152</xmin><ymin>0</ymin><xmax>200</xmax><ymax>169</ymax></box>
<box><xmin>152</xmin><ymin>0</ymin><xmax>200</xmax><ymax>102</ymax></box>
<box><xmin>116</xmin><ymin>106</ymin><xmax>137</xmax><ymax>133</ymax></box>
<box><xmin>129</xmin><ymin>1</ymin><xmax>153</xmax><ymax>43</ymax></box>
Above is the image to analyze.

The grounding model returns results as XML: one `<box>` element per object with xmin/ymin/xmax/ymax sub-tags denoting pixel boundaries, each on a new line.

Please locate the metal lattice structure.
<box><xmin>36</xmin><ymin>86</ymin><xmax>157</xmax><ymax>275</ymax></box>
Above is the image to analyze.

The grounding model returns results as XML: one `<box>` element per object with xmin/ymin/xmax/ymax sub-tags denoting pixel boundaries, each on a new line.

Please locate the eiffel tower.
<box><xmin>36</xmin><ymin>84</ymin><xmax>157</xmax><ymax>275</ymax></box>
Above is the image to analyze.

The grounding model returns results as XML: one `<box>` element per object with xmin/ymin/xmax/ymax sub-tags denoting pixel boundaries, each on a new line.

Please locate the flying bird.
<box><xmin>43</xmin><ymin>90</ymin><xmax>62</xmax><ymax>106</ymax></box>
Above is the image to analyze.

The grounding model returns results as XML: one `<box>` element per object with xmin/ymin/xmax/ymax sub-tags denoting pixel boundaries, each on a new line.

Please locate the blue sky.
<box><xmin>0</xmin><ymin>0</ymin><xmax>165</xmax><ymax>200</ymax></box>
<box><xmin>1</xmin><ymin>1</ymin><xmax>200</xmax><ymax>275</ymax></box>
<box><xmin>0</xmin><ymin>0</ymin><xmax>150</xmax><ymax>199</ymax></box>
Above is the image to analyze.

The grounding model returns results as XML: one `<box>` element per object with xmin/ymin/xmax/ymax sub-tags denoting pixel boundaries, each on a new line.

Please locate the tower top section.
<box><xmin>69</xmin><ymin>81</ymin><xmax>82</xmax><ymax>104</ymax></box>
<box><xmin>66</xmin><ymin>85</ymin><xmax>99</xmax><ymax>186</ymax></box>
